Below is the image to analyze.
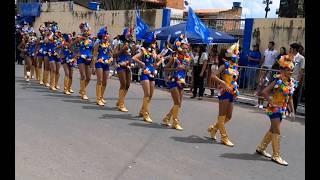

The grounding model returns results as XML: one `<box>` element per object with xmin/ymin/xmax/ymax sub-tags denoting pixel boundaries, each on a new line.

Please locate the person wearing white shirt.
<box><xmin>290</xmin><ymin>43</ymin><xmax>305</xmax><ymax>113</ymax></box>
<box><xmin>261</xmin><ymin>41</ymin><xmax>278</xmax><ymax>69</ymax></box>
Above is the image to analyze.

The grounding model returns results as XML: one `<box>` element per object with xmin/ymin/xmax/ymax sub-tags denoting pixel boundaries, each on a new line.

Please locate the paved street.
<box><xmin>15</xmin><ymin>65</ymin><xmax>305</xmax><ymax>180</ymax></box>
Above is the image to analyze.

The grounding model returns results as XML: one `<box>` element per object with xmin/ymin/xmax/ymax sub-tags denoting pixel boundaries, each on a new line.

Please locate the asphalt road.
<box><xmin>15</xmin><ymin>65</ymin><xmax>305</xmax><ymax>180</ymax></box>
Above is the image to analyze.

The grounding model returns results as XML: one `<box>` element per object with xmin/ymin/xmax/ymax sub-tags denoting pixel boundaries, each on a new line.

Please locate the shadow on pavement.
<box><xmin>62</xmin><ymin>99</ymin><xmax>94</xmax><ymax>105</ymax></box>
<box><xmin>82</xmin><ymin>105</ymin><xmax>115</xmax><ymax>111</ymax></box>
<box><xmin>220</xmin><ymin>153</ymin><xmax>270</xmax><ymax>161</ymax></box>
<box><xmin>170</xmin><ymin>135</ymin><xmax>215</xmax><ymax>144</ymax></box>
<box><xmin>99</xmin><ymin>113</ymin><xmax>138</xmax><ymax>121</ymax></box>
<box><xmin>129</xmin><ymin>122</ymin><xmax>170</xmax><ymax>129</ymax></box>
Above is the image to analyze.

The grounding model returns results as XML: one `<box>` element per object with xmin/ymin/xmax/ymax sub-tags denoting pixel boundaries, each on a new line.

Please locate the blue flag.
<box><xmin>136</xmin><ymin>13</ymin><xmax>149</xmax><ymax>40</ymax></box>
<box><xmin>186</xmin><ymin>7</ymin><xmax>211</xmax><ymax>44</ymax></box>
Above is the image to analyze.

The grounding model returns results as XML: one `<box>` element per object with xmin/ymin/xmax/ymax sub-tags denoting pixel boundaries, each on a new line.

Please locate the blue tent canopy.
<box><xmin>146</xmin><ymin>22</ymin><xmax>237</xmax><ymax>44</ymax></box>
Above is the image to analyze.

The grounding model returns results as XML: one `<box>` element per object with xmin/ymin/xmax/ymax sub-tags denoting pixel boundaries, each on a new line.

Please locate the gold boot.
<box><xmin>43</xmin><ymin>70</ymin><xmax>50</xmax><ymax>87</ymax></box>
<box><xmin>63</xmin><ymin>77</ymin><xmax>71</xmax><ymax>95</ymax></box>
<box><xmin>55</xmin><ymin>73</ymin><xmax>60</xmax><ymax>89</ymax></box>
<box><xmin>218</xmin><ymin>116</ymin><xmax>234</xmax><ymax>147</ymax></box>
<box><xmin>162</xmin><ymin>107</ymin><xmax>173</xmax><ymax>126</ymax></box>
<box><xmin>118</xmin><ymin>89</ymin><xmax>128</xmax><ymax>112</ymax></box>
<box><xmin>82</xmin><ymin>80</ymin><xmax>89</xmax><ymax>100</ymax></box>
<box><xmin>79</xmin><ymin>80</ymin><xmax>85</xmax><ymax>98</ymax></box>
<box><xmin>139</xmin><ymin>96</ymin><xmax>147</xmax><ymax>117</ymax></box>
<box><xmin>256</xmin><ymin>131</ymin><xmax>272</xmax><ymax>158</ymax></box>
<box><xmin>115</xmin><ymin>89</ymin><xmax>121</xmax><ymax>108</ymax></box>
<box><xmin>101</xmin><ymin>84</ymin><xmax>106</xmax><ymax>103</ymax></box>
<box><xmin>68</xmin><ymin>77</ymin><xmax>74</xmax><ymax>93</ymax></box>
<box><xmin>172</xmin><ymin>105</ymin><xmax>183</xmax><ymax>131</ymax></box>
<box><xmin>49</xmin><ymin>72</ymin><xmax>57</xmax><ymax>91</ymax></box>
<box><xmin>96</xmin><ymin>83</ymin><xmax>104</xmax><ymax>106</ymax></box>
<box><xmin>142</xmin><ymin>97</ymin><xmax>152</xmax><ymax>123</ymax></box>
<box><xmin>271</xmin><ymin>133</ymin><xmax>288</xmax><ymax>166</ymax></box>
<box><xmin>38</xmin><ymin>67</ymin><xmax>43</xmax><ymax>84</ymax></box>
<box><xmin>208</xmin><ymin>121</ymin><xmax>219</xmax><ymax>140</ymax></box>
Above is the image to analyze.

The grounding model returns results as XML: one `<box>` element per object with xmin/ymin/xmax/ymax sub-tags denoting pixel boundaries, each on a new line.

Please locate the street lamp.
<box><xmin>263</xmin><ymin>0</ymin><xmax>272</xmax><ymax>18</ymax></box>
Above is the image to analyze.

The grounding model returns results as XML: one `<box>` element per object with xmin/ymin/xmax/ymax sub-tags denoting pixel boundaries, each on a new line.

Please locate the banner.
<box><xmin>186</xmin><ymin>7</ymin><xmax>211</xmax><ymax>44</ymax></box>
<box><xmin>135</xmin><ymin>13</ymin><xmax>149</xmax><ymax>40</ymax></box>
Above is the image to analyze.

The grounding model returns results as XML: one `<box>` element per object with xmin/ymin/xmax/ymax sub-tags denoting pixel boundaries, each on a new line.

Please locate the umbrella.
<box><xmin>146</xmin><ymin>22</ymin><xmax>237</xmax><ymax>44</ymax></box>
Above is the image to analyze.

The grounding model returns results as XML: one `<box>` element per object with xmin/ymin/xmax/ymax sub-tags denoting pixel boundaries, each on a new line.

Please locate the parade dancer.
<box><xmin>92</xmin><ymin>28</ymin><xmax>113</xmax><ymax>106</ymax></box>
<box><xmin>36</xmin><ymin>24</ymin><xmax>48</xmax><ymax>85</ymax></box>
<box><xmin>73</xmin><ymin>22</ymin><xmax>94</xmax><ymax>100</ymax></box>
<box><xmin>21</xmin><ymin>31</ymin><xmax>37</xmax><ymax>82</ymax></box>
<box><xmin>57</xmin><ymin>33</ymin><xmax>76</xmax><ymax>95</ymax></box>
<box><xmin>161</xmin><ymin>34</ymin><xmax>191</xmax><ymax>130</ymax></box>
<box><xmin>255</xmin><ymin>54</ymin><xmax>297</xmax><ymax>166</ymax></box>
<box><xmin>47</xmin><ymin>24</ymin><xmax>62</xmax><ymax>91</ymax></box>
<box><xmin>113</xmin><ymin>28</ymin><xmax>134</xmax><ymax>112</ymax></box>
<box><xmin>207</xmin><ymin>43</ymin><xmax>240</xmax><ymax>147</ymax></box>
<box><xmin>132</xmin><ymin>35</ymin><xmax>163</xmax><ymax>123</ymax></box>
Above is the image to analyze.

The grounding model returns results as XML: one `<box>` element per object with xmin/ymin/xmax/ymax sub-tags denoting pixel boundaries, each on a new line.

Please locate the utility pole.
<box><xmin>263</xmin><ymin>0</ymin><xmax>272</xmax><ymax>18</ymax></box>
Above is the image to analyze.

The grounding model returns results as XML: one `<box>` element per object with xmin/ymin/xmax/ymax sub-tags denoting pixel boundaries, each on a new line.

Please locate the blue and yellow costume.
<box><xmin>255</xmin><ymin>54</ymin><xmax>296</xmax><ymax>166</ymax></box>
<box><xmin>95</xmin><ymin>41</ymin><xmax>112</xmax><ymax>71</ymax></box>
<box><xmin>77</xmin><ymin>36</ymin><xmax>94</xmax><ymax>65</ymax></box>
<box><xmin>217</xmin><ymin>58</ymin><xmax>239</xmax><ymax>102</ymax></box>
<box><xmin>140</xmin><ymin>48</ymin><xmax>157</xmax><ymax>81</ymax></box>
<box><xmin>167</xmin><ymin>53</ymin><xmax>191</xmax><ymax>89</ymax></box>
<box><xmin>25</xmin><ymin>35</ymin><xmax>37</xmax><ymax>57</ymax></box>
<box><xmin>47</xmin><ymin>33</ymin><xmax>62</xmax><ymax>63</ymax></box>
<box><xmin>37</xmin><ymin>35</ymin><xmax>48</xmax><ymax>57</ymax></box>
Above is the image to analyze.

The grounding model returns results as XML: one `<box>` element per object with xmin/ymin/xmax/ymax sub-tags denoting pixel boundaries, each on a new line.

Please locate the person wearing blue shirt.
<box><xmin>246</xmin><ymin>44</ymin><xmax>261</xmax><ymax>90</ymax></box>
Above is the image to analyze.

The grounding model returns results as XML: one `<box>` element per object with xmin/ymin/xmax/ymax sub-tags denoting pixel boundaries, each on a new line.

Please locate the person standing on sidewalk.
<box><xmin>246</xmin><ymin>44</ymin><xmax>261</xmax><ymax>90</ymax></box>
<box><xmin>207</xmin><ymin>43</ymin><xmax>240</xmax><ymax>147</ymax></box>
<box><xmin>260</xmin><ymin>41</ymin><xmax>278</xmax><ymax>81</ymax></box>
<box><xmin>190</xmin><ymin>44</ymin><xmax>208</xmax><ymax>100</ymax></box>
<box><xmin>255</xmin><ymin>54</ymin><xmax>297</xmax><ymax>166</ymax></box>
<box><xmin>290</xmin><ymin>43</ymin><xmax>305</xmax><ymax>114</ymax></box>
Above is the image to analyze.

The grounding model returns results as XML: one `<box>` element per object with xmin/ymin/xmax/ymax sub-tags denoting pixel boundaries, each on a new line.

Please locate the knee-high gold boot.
<box><xmin>55</xmin><ymin>73</ymin><xmax>60</xmax><ymax>89</ymax></box>
<box><xmin>49</xmin><ymin>72</ymin><xmax>57</xmax><ymax>90</ymax></box>
<box><xmin>79</xmin><ymin>80</ymin><xmax>85</xmax><ymax>98</ymax></box>
<box><xmin>81</xmin><ymin>80</ymin><xmax>88</xmax><ymax>100</ymax></box>
<box><xmin>96</xmin><ymin>82</ymin><xmax>104</xmax><ymax>106</ymax></box>
<box><xmin>208</xmin><ymin>118</ymin><xmax>219</xmax><ymax>140</ymax></box>
<box><xmin>271</xmin><ymin>133</ymin><xmax>288</xmax><ymax>166</ymax></box>
<box><xmin>116</xmin><ymin>89</ymin><xmax>121</xmax><ymax>108</ymax></box>
<box><xmin>43</xmin><ymin>70</ymin><xmax>50</xmax><ymax>87</ymax></box>
<box><xmin>217</xmin><ymin>116</ymin><xmax>234</xmax><ymax>147</ymax></box>
<box><xmin>68</xmin><ymin>77</ymin><xmax>74</xmax><ymax>93</ymax></box>
<box><xmin>34</xmin><ymin>67</ymin><xmax>39</xmax><ymax>81</ymax></box>
<box><xmin>100</xmin><ymin>84</ymin><xmax>106</xmax><ymax>103</ymax></box>
<box><xmin>172</xmin><ymin>105</ymin><xmax>183</xmax><ymax>131</ymax></box>
<box><xmin>139</xmin><ymin>96</ymin><xmax>147</xmax><ymax>117</ymax></box>
<box><xmin>162</xmin><ymin>107</ymin><xmax>173</xmax><ymax>126</ymax></box>
<box><xmin>31</xmin><ymin>66</ymin><xmax>35</xmax><ymax>79</ymax></box>
<box><xmin>142</xmin><ymin>97</ymin><xmax>152</xmax><ymax>123</ymax></box>
<box><xmin>38</xmin><ymin>67</ymin><xmax>43</xmax><ymax>84</ymax></box>
<box><xmin>64</xmin><ymin>77</ymin><xmax>71</xmax><ymax>95</ymax></box>
<box><xmin>256</xmin><ymin>131</ymin><xmax>272</xmax><ymax>158</ymax></box>
<box><xmin>118</xmin><ymin>89</ymin><xmax>128</xmax><ymax>112</ymax></box>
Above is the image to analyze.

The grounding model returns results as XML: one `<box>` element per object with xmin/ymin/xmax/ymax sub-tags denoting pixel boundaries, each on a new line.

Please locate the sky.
<box><xmin>187</xmin><ymin>0</ymin><xmax>280</xmax><ymax>18</ymax></box>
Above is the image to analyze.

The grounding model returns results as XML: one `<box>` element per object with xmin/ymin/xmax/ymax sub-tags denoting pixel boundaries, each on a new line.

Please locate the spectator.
<box><xmin>272</xmin><ymin>47</ymin><xmax>287</xmax><ymax>70</ymax></box>
<box><xmin>191</xmin><ymin>44</ymin><xmax>208</xmax><ymax>100</ymax></box>
<box><xmin>207</xmin><ymin>45</ymin><xmax>219</xmax><ymax>97</ymax></box>
<box><xmin>261</xmin><ymin>41</ymin><xmax>278</xmax><ymax>69</ymax></box>
<box><xmin>246</xmin><ymin>44</ymin><xmax>262</xmax><ymax>90</ymax></box>
<box><xmin>254</xmin><ymin>67</ymin><xmax>269</xmax><ymax>109</ymax></box>
<box><xmin>290</xmin><ymin>43</ymin><xmax>305</xmax><ymax>113</ymax></box>
<box><xmin>259</xmin><ymin>41</ymin><xmax>278</xmax><ymax>89</ymax></box>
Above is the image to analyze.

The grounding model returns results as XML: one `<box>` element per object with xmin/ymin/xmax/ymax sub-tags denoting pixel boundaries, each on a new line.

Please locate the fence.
<box><xmin>128</xmin><ymin>64</ymin><xmax>305</xmax><ymax>107</ymax></box>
